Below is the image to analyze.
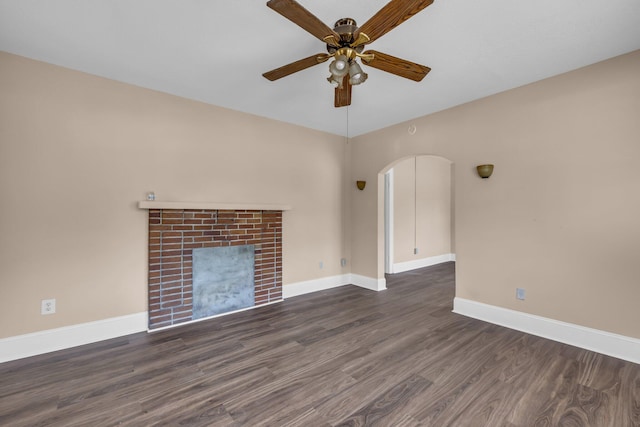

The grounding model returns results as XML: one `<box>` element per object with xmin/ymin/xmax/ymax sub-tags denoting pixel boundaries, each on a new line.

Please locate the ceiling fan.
<box><xmin>262</xmin><ymin>0</ymin><xmax>434</xmax><ymax>108</ymax></box>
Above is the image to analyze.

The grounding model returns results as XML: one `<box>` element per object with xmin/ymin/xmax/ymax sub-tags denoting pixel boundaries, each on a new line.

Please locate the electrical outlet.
<box><xmin>41</xmin><ymin>299</ymin><xmax>56</xmax><ymax>315</ymax></box>
<box><xmin>414</xmin><ymin>248</ymin><xmax>419</xmax><ymax>255</ymax></box>
<box><xmin>516</xmin><ymin>288</ymin><xmax>526</xmax><ymax>300</ymax></box>
<box><xmin>341</xmin><ymin>258</ymin><xmax>347</xmax><ymax>267</ymax></box>
<box><xmin>319</xmin><ymin>261</ymin><xmax>324</xmax><ymax>269</ymax></box>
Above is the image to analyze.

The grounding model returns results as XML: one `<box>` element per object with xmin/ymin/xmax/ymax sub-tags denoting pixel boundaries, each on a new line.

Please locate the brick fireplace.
<box><xmin>140</xmin><ymin>202</ymin><xmax>287</xmax><ymax>330</ymax></box>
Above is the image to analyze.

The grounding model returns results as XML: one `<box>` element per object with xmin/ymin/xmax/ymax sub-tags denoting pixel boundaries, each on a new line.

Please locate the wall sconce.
<box><xmin>356</xmin><ymin>180</ymin><xmax>366</xmax><ymax>190</ymax></box>
<box><xmin>476</xmin><ymin>164</ymin><xmax>494</xmax><ymax>179</ymax></box>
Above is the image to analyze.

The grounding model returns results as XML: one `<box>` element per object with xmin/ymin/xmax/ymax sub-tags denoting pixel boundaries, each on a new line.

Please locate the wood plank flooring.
<box><xmin>1</xmin><ymin>262</ymin><xmax>638</xmax><ymax>426</ymax></box>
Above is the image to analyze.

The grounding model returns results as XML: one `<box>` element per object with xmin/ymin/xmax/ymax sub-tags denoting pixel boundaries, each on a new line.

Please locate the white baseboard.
<box><xmin>350</xmin><ymin>274</ymin><xmax>387</xmax><ymax>292</ymax></box>
<box><xmin>393</xmin><ymin>253</ymin><xmax>456</xmax><ymax>274</ymax></box>
<box><xmin>284</xmin><ymin>273</ymin><xmax>386</xmax><ymax>299</ymax></box>
<box><xmin>283</xmin><ymin>274</ymin><xmax>351</xmax><ymax>298</ymax></box>
<box><xmin>453</xmin><ymin>297</ymin><xmax>640</xmax><ymax>364</ymax></box>
<box><xmin>0</xmin><ymin>312</ymin><xmax>148</xmax><ymax>363</ymax></box>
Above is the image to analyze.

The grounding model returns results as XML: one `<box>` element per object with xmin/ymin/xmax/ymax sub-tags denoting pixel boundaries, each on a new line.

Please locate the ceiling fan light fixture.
<box><xmin>348</xmin><ymin>61</ymin><xmax>368</xmax><ymax>85</ymax></box>
<box><xmin>327</xmin><ymin>74</ymin><xmax>342</xmax><ymax>88</ymax></box>
<box><xmin>329</xmin><ymin>55</ymin><xmax>349</xmax><ymax>77</ymax></box>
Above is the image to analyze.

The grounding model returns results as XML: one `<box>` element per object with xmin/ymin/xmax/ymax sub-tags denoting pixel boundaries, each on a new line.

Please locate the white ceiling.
<box><xmin>1</xmin><ymin>0</ymin><xmax>639</xmax><ymax>137</ymax></box>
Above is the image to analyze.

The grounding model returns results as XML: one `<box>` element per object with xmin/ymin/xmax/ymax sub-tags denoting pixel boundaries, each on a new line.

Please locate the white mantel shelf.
<box><xmin>138</xmin><ymin>201</ymin><xmax>292</xmax><ymax>211</ymax></box>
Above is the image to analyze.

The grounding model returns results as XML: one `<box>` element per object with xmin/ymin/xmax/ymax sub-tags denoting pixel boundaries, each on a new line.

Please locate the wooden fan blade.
<box><xmin>362</xmin><ymin>50</ymin><xmax>430</xmax><ymax>81</ymax></box>
<box><xmin>263</xmin><ymin>54</ymin><xmax>330</xmax><ymax>81</ymax></box>
<box><xmin>354</xmin><ymin>0</ymin><xmax>434</xmax><ymax>45</ymax></box>
<box><xmin>267</xmin><ymin>0</ymin><xmax>341</xmax><ymax>46</ymax></box>
<box><xmin>334</xmin><ymin>75</ymin><xmax>352</xmax><ymax>108</ymax></box>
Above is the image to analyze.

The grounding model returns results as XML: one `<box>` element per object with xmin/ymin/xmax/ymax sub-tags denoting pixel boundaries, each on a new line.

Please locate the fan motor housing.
<box><xmin>334</xmin><ymin>18</ymin><xmax>357</xmax><ymax>40</ymax></box>
<box><xmin>327</xmin><ymin>18</ymin><xmax>364</xmax><ymax>54</ymax></box>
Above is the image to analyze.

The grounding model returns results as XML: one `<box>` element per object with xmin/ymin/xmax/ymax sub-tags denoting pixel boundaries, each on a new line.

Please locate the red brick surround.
<box><xmin>147</xmin><ymin>209</ymin><xmax>282</xmax><ymax>329</ymax></box>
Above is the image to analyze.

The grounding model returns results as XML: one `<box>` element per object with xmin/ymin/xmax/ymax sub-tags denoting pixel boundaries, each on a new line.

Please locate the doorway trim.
<box><xmin>384</xmin><ymin>169</ymin><xmax>394</xmax><ymax>274</ymax></box>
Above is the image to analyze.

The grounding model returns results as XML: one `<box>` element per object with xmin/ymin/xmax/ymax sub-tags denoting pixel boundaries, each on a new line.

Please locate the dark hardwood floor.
<box><xmin>1</xmin><ymin>262</ymin><xmax>638</xmax><ymax>426</ymax></box>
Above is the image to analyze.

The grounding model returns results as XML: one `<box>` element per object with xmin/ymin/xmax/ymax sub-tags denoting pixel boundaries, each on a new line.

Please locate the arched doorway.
<box><xmin>380</xmin><ymin>155</ymin><xmax>454</xmax><ymax>276</ymax></box>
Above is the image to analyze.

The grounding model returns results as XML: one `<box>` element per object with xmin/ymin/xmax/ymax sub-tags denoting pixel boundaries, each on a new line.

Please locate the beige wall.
<box><xmin>392</xmin><ymin>156</ymin><xmax>452</xmax><ymax>264</ymax></box>
<box><xmin>0</xmin><ymin>52</ymin><xmax>348</xmax><ymax>338</ymax></box>
<box><xmin>2</xmin><ymin>49</ymin><xmax>639</xmax><ymax>343</ymax></box>
<box><xmin>350</xmin><ymin>50</ymin><xmax>640</xmax><ymax>339</ymax></box>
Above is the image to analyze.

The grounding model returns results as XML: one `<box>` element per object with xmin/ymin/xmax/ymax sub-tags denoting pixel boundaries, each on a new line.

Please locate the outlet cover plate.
<box><xmin>516</xmin><ymin>288</ymin><xmax>526</xmax><ymax>300</ymax></box>
<box><xmin>41</xmin><ymin>299</ymin><xmax>56</xmax><ymax>315</ymax></box>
